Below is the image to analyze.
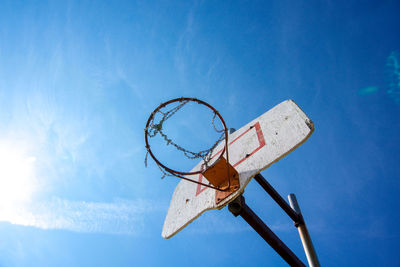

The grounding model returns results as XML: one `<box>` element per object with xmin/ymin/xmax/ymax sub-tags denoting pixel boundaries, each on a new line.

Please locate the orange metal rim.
<box><xmin>144</xmin><ymin>97</ymin><xmax>229</xmax><ymax>177</ymax></box>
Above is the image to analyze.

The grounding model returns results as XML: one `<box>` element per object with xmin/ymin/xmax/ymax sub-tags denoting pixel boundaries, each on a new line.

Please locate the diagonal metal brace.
<box><xmin>228</xmin><ymin>195</ymin><xmax>306</xmax><ymax>267</ymax></box>
<box><xmin>253</xmin><ymin>174</ymin><xmax>304</xmax><ymax>226</ymax></box>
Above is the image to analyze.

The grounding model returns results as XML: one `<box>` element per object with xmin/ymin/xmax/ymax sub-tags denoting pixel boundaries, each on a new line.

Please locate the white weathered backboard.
<box><xmin>162</xmin><ymin>100</ymin><xmax>314</xmax><ymax>239</ymax></box>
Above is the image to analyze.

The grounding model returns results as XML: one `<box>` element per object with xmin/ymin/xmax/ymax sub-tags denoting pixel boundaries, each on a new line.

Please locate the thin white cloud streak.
<box><xmin>0</xmin><ymin>198</ymin><xmax>159</xmax><ymax>235</ymax></box>
<box><xmin>174</xmin><ymin>5</ymin><xmax>196</xmax><ymax>77</ymax></box>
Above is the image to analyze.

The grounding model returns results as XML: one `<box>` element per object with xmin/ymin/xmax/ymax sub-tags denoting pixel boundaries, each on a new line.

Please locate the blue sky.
<box><xmin>0</xmin><ymin>0</ymin><xmax>399</xmax><ymax>266</ymax></box>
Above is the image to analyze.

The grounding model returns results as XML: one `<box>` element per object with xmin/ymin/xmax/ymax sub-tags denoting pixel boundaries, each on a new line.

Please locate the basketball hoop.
<box><xmin>144</xmin><ymin>97</ymin><xmax>239</xmax><ymax>192</ymax></box>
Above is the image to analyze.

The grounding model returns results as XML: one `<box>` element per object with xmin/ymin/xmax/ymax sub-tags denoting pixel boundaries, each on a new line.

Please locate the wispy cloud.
<box><xmin>386</xmin><ymin>51</ymin><xmax>400</xmax><ymax>105</ymax></box>
<box><xmin>0</xmin><ymin>198</ymin><xmax>159</xmax><ymax>235</ymax></box>
<box><xmin>358</xmin><ymin>86</ymin><xmax>379</xmax><ymax>96</ymax></box>
<box><xmin>174</xmin><ymin>5</ymin><xmax>196</xmax><ymax>77</ymax></box>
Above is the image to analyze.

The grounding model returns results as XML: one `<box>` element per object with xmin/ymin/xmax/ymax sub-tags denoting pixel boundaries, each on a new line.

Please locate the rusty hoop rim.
<box><xmin>144</xmin><ymin>97</ymin><xmax>229</xmax><ymax>177</ymax></box>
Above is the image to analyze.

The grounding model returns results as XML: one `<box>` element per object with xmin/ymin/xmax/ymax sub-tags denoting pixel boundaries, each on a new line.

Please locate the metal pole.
<box><xmin>254</xmin><ymin>174</ymin><xmax>302</xmax><ymax>224</ymax></box>
<box><xmin>288</xmin><ymin>194</ymin><xmax>320</xmax><ymax>267</ymax></box>
<box><xmin>229</xmin><ymin>196</ymin><xmax>306</xmax><ymax>267</ymax></box>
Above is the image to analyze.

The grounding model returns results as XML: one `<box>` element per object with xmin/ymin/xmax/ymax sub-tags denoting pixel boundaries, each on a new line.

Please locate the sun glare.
<box><xmin>0</xmin><ymin>141</ymin><xmax>37</xmax><ymax>205</ymax></box>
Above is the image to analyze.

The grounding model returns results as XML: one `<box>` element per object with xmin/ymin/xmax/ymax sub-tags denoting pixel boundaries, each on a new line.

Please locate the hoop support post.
<box><xmin>252</xmin><ymin>173</ymin><xmax>320</xmax><ymax>267</ymax></box>
<box><xmin>253</xmin><ymin>174</ymin><xmax>303</xmax><ymax>224</ymax></box>
<box><xmin>228</xmin><ymin>195</ymin><xmax>306</xmax><ymax>267</ymax></box>
<box><xmin>288</xmin><ymin>194</ymin><xmax>320</xmax><ymax>267</ymax></box>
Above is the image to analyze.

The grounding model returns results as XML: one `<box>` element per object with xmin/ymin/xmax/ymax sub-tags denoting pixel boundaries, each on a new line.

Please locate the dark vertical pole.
<box><xmin>229</xmin><ymin>196</ymin><xmax>306</xmax><ymax>267</ymax></box>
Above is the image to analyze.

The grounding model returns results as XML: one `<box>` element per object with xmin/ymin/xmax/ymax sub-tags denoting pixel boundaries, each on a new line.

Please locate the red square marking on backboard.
<box><xmin>195</xmin><ymin>122</ymin><xmax>266</xmax><ymax>196</ymax></box>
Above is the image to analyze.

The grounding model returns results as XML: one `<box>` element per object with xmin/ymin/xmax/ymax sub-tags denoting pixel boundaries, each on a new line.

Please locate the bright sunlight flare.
<box><xmin>0</xmin><ymin>140</ymin><xmax>37</xmax><ymax>205</ymax></box>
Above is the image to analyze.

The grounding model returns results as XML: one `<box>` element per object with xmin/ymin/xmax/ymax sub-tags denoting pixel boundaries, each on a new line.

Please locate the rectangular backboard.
<box><xmin>162</xmin><ymin>100</ymin><xmax>314</xmax><ymax>238</ymax></box>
